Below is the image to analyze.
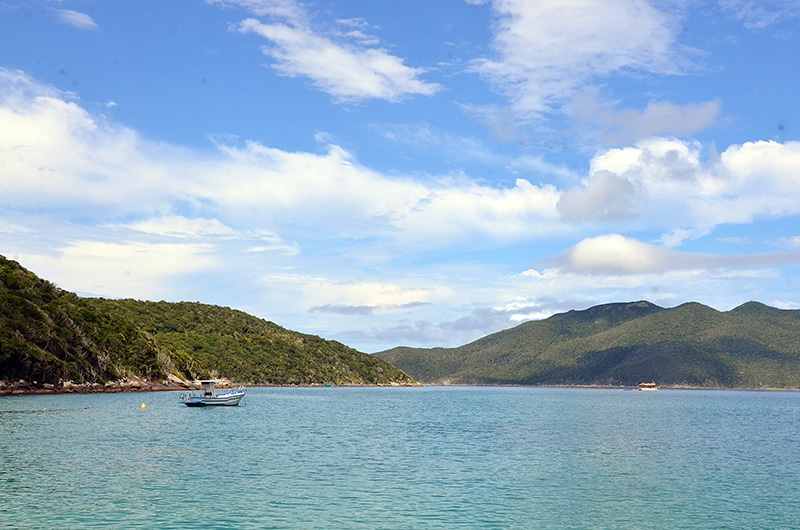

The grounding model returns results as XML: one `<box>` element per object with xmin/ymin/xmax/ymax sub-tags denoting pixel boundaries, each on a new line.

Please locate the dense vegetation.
<box><xmin>0</xmin><ymin>256</ymin><xmax>165</xmax><ymax>385</ymax></box>
<box><xmin>93</xmin><ymin>298</ymin><xmax>414</xmax><ymax>386</ymax></box>
<box><xmin>376</xmin><ymin>301</ymin><xmax>800</xmax><ymax>389</ymax></box>
<box><xmin>0</xmin><ymin>255</ymin><xmax>414</xmax><ymax>387</ymax></box>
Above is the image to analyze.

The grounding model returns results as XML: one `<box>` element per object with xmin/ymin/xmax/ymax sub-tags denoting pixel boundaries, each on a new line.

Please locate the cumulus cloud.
<box><xmin>53</xmin><ymin>9</ymin><xmax>99</xmax><ymax>30</ymax></box>
<box><xmin>557</xmin><ymin>234</ymin><xmax>678</xmax><ymax>274</ymax></box>
<box><xmin>210</xmin><ymin>0</ymin><xmax>440</xmax><ymax>102</ymax></box>
<box><xmin>471</xmin><ymin>0</ymin><xmax>688</xmax><ymax>118</ymax></box>
<box><xmin>557</xmin><ymin>170</ymin><xmax>637</xmax><ymax>222</ymax></box>
<box><xmin>549</xmin><ymin>234</ymin><xmax>800</xmax><ymax>276</ymax></box>
<box><xmin>568</xmin><ymin>137</ymin><xmax>800</xmax><ymax>244</ymax></box>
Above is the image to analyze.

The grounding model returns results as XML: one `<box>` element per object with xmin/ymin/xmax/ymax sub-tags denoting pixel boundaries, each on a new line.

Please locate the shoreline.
<box><xmin>3</xmin><ymin>379</ymin><xmax>797</xmax><ymax>395</ymax></box>
<box><xmin>0</xmin><ymin>378</ymin><xmax>420</xmax><ymax>396</ymax></box>
<box><xmin>0</xmin><ymin>378</ymin><xmax>194</xmax><ymax>396</ymax></box>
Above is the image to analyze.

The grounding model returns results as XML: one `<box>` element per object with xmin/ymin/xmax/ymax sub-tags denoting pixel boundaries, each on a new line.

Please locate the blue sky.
<box><xmin>2</xmin><ymin>0</ymin><xmax>800</xmax><ymax>352</ymax></box>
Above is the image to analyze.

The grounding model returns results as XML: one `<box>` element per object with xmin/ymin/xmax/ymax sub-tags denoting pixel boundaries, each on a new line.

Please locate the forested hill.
<box><xmin>376</xmin><ymin>301</ymin><xmax>800</xmax><ymax>389</ymax></box>
<box><xmin>93</xmin><ymin>298</ymin><xmax>414</xmax><ymax>386</ymax></box>
<box><xmin>0</xmin><ymin>255</ymin><xmax>414</xmax><ymax>389</ymax></box>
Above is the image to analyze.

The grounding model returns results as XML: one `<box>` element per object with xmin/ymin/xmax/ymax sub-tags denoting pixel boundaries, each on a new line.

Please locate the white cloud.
<box><xmin>557</xmin><ymin>170</ymin><xmax>637</xmax><ymax>222</ymax></box>
<box><xmin>121</xmin><ymin>215</ymin><xmax>300</xmax><ymax>255</ymax></box>
<box><xmin>0</xmin><ymin>70</ymin><xmax>181</xmax><ymax>214</ymax></box>
<box><xmin>209</xmin><ymin>0</ymin><xmax>305</xmax><ymax>22</ymax></box>
<box><xmin>6</xmin><ymin>69</ymin><xmax>800</xmax><ymax>257</ymax></box>
<box><xmin>195</xmin><ymin>136</ymin><xmax>564</xmax><ymax>246</ymax></box>
<box><xmin>551</xmin><ymin>234</ymin><xmax>800</xmax><ymax>275</ymax></box>
<box><xmin>53</xmin><ymin>9</ymin><xmax>99</xmax><ymax>30</ymax></box>
<box><xmin>560</xmin><ymin>234</ymin><xmax>672</xmax><ymax>274</ymax></box>
<box><xmin>123</xmin><ymin>216</ymin><xmax>235</xmax><ymax>238</ymax></box>
<box><xmin>471</xmin><ymin>0</ymin><xmax>687</xmax><ymax>118</ymax></box>
<box><xmin>211</xmin><ymin>0</ymin><xmax>441</xmax><ymax>102</ymax></box>
<box><xmin>574</xmin><ymin>137</ymin><xmax>800</xmax><ymax>243</ymax></box>
<box><xmin>6</xmin><ymin>69</ymin><xmax>800</xmax><ymax>258</ymax></box>
<box><xmin>0</xmin><ymin>69</ymin><xmax>560</xmax><ymax>253</ymax></box>
<box><xmin>21</xmin><ymin>241</ymin><xmax>217</xmax><ymax>299</ymax></box>
<box><xmin>262</xmin><ymin>273</ymin><xmax>448</xmax><ymax>313</ymax></box>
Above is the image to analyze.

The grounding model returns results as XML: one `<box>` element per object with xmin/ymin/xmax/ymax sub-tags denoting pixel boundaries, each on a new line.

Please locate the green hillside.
<box><xmin>93</xmin><ymin>298</ymin><xmax>414</xmax><ymax>386</ymax></box>
<box><xmin>376</xmin><ymin>301</ymin><xmax>800</xmax><ymax>388</ymax></box>
<box><xmin>0</xmin><ymin>256</ymin><xmax>166</xmax><ymax>385</ymax></box>
<box><xmin>0</xmin><ymin>255</ymin><xmax>414</xmax><ymax>388</ymax></box>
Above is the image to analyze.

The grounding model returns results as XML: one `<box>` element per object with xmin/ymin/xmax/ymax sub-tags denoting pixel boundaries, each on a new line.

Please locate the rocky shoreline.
<box><xmin>0</xmin><ymin>376</ymin><xmax>197</xmax><ymax>396</ymax></box>
<box><xmin>0</xmin><ymin>378</ymin><xmax>416</xmax><ymax>395</ymax></box>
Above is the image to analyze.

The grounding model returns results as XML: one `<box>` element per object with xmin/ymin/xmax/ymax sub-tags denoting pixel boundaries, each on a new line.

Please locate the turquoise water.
<box><xmin>2</xmin><ymin>386</ymin><xmax>799</xmax><ymax>529</ymax></box>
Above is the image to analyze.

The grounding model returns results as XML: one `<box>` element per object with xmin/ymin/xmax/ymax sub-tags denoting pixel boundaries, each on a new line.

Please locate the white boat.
<box><xmin>180</xmin><ymin>380</ymin><xmax>246</xmax><ymax>407</ymax></box>
<box><xmin>637</xmin><ymin>381</ymin><xmax>659</xmax><ymax>391</ymax></box>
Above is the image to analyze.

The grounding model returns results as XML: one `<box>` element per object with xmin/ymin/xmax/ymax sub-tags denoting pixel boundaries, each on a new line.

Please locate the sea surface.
<box><xmin>1</xmin><ymin>386</ymin><xmax>799</xmax><ymax>529</ymax></box>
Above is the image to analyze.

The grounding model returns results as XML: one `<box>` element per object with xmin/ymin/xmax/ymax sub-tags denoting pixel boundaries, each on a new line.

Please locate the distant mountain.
<box><xmin>376</xmin><ymin>301</ymin><xmax>800</xmax><ymax>388</ymax></box>
<box><xmin>0</xmin><ymin>255</ymin><xmax>414</xmax><ymax>388</ymax></box>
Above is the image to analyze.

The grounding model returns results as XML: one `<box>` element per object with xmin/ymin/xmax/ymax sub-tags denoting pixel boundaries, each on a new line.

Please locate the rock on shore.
<box><xmin>0</xmin><ymin>376</ymin><xmax>195</xmax><ymax>396</ymax></box>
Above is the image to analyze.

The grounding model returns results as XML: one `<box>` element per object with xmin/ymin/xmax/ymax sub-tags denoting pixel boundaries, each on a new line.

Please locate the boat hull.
<box><xmin>183</xmin><ymin>390</ymin><xmax>245</xmax><ymax>407</ymax></box>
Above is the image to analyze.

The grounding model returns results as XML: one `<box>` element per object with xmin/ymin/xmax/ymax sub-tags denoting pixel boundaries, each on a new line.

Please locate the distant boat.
<box><xmin>180</xmin><ymin>380</ymin><xmax>246</xmax><ymax>407</ymax></box>
<box><xmin>637</xmin><ymin>381</ymin><xmax>659</xmax><ymax>391</ymax></box>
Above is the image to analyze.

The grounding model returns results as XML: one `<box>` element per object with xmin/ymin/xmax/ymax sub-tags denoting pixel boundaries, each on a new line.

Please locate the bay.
<box><xmin>1</xmin><ymin>386</ymin><xmax>799</xmax><ymax>529</ymax></box>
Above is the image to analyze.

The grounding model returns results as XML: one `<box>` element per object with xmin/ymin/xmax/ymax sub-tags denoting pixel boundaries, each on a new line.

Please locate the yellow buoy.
<box><xmin>140</xmin><ymin>402</ymin><xmax>147</xmax><ymax>409</ymax></box>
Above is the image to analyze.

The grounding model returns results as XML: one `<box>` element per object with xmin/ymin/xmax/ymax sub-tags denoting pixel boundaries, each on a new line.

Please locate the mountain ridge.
<box><xmin>376</xmin><ymin>300</ymin><xmax>800</xmax><ymax>388</ymax></box>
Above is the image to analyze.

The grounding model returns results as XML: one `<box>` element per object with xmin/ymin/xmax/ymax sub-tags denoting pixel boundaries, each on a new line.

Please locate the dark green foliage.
<box><xmin>0</xmin><ymin>256</ymin><xmax>164</xmax><ymax>384</ymax></box>
<box><xmin>0</xmin><ymin>255</ymin><xmax>414</xmax><ymax>387</ymax></box>
<box><xmin>376</xmin><ymin>301</ymin><xmax>800</xmax><ymax>389</ymax></box>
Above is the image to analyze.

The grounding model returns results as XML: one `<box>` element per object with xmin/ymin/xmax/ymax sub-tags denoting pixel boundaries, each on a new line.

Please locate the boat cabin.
<box><xmin>199</xmin><ymin>380</ymin><xmax>218</xmax><ymax>397</ymax></box>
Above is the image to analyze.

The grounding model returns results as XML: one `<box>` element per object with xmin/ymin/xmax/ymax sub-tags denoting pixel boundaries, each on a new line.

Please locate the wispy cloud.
<box><xmin>210</xmin><ymin>0</ymin><xmax>441</xmax><ymax>102</ymax></box>
<box><xmin>470</xmin><ymin>0</ymin><xmax>689</xmax><ymax>119</ymax></box>
<box><xmin>376</xmin><ymin>123</ymin><xmax>502</xmax><ymax>166</ymax></box>
<box><xmin>569</xmin><ymin>94</ymin><xmax>721</xmax><ymax>145</ymax></box>
<box><xmin>719</xmin><ymin>0</ymin><xmax>800</xmax><ymax>30</ymax></box>
<box><xmin>461</xmin><ymin>0</ymin><xmax>724</xmax><ymax>145</ymax></box>
<box><xmin>53</xmin><ymin>9</ymin><xmax>99</xmax><ymax>30</ymax></box>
